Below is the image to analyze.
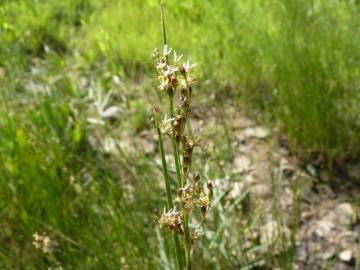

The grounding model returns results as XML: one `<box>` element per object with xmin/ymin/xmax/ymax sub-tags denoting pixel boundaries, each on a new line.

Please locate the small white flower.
<box><xmin>32</xmin><ymin>232</ymin><xmax>58</xmax><ymax>254</ymax></box>
<box><xmin>160</xmin><ymin>114</ymin><xmax>174</xmax><ymax>135</ymax></box>
<box><xmin>182</xmin><ymin>59</ymin><xmax>197</xmax><ymax>73</ymax></box>
<box><xmin>163</xmin><ymin>45</ymin><xmax>172</xmax><ymax>57</ymax></box>
<box><xmin>156</xmin><ymin>62</ymin><xmax>167</xmax><ymax>72</ymax></box>
<box><xmin>163</xmin><ymin>65</ymin><xmax>178</xmax><ymax>77</ymax></box>
<box><xmin>159</xmin><ymin>78</ymin><xmax>169</xmax><ymax>91</ymax></box>
<box><xmin>173</xmin><ymin>51</ymin><xmax>183</xmax><ymax>63</ymax></box>
<box><xmin>179</xmin><ymin>78</ymin><xmax>188</xmax><ymax>89</ymax></box>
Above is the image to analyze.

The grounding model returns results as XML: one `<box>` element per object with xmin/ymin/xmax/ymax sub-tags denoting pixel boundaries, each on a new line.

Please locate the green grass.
<box><xmin>0</xmin><ymin>0</ymin><xmax>359</xmax><ymax>268</ymax></box>
<box><xmin>2</xmin><ymin>0</ymin><xmax>359</xmax><ymax>163</ymax></box>
<box><xmin>0</xmin><ymin>88</ymin><xmax>160</xmax><ymax>269</ymax></box>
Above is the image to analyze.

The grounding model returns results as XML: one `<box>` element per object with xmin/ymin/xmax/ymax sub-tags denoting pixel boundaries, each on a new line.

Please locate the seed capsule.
<box><xmin>177</xmin><ymin>188</ymin><xmax>185</xmax><ymax>199</ymax></box>
<box><xmin>170</xmin><ymin>75</ymin><xmax>178</xmax><ymax>87</ymax></box>
<box><xmin>173</xmin><ymin>120</ymin><xmax>180</xmax><ymax>131</ymax></box>
<box><xmin>179</xmin><ymin>65</ymin><xmax>186</xmax><ymax>75</ymax></box>
<box><xmin>192</xmin><ymin>173</ymin><xmax>200</xmax><ymax>182</ymax></box>
<box><xmin>207</xmin><ymin>181</ymin><xmax>213</xmax><ymax>202</ymax></box>
<box><xmin>200</xmin><ymin>206</ymin><xmax>206</xmax><ymax>220</ymax></box>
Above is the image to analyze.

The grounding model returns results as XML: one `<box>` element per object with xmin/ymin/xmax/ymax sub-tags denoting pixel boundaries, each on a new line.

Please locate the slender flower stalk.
<box><xmin>153</xmin><ymin>3</ymin><xmax>213</xmax><ymax>270</ymax></box>
<box><xmin>160</xmin><ymin>4</ymin><xmax>192</xmax><ymax>269</ymax></box>
<box><xmin>154</xmin><ymin>108</ymin><xmax>183</xmax><ymax>270</ymax></box>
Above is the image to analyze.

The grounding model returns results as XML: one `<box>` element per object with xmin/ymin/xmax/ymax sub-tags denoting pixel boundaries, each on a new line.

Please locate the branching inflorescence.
<box><xmin>152</xmin><ymin>3</ymin><xmax>213</xmax><ymax>270</ymax></box>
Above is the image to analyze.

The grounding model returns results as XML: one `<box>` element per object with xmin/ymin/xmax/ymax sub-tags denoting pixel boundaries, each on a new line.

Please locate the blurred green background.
<box><xmin>0</xmin><ymin>0</ymin><xmax>359</xmax><ymax>269</ymax></box>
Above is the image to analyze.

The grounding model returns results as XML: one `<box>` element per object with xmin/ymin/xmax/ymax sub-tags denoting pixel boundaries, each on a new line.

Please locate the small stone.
<box><xmin>233</xmin><ymin>155</ymin><xmax>252</xmax><ymax>174</ymax></box>
<box><xmin>251</xmin><ymin>184</ymin><xmax>268</xmax><ymax>197</ymax></box>
<box><xmin>243</xmin><ymin>126</ymin><xmax>269</xmax><ymax>139</ymax></box>
<box><xmin>314</xmin><ymin>220</ymin><xmax>334</xmax><ymax>237</ymax></box>
<box><xmin>339</xmin><ymin>249</ymin><xmax>353</xmax><ymax>262</ymax></box>
<box><xmin>335</xmin><ymin>203</ymin><xmax>356</xmax><ymax>226</ymax></box>
<box><xmin>100</xmin><ymin>106</ymin><xmax>120</xmax><ymax>119</ymax></box>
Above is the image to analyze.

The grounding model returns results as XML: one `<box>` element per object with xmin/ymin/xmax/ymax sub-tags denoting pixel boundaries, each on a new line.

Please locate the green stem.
<box><xmin>181</xmin><ymin>171</ymin><xmax>192</xmax><ymax>270</ymax></box>
<box><xmin>169</xmin><ymin>99</ymin><xmax>191</xmax><ymax>270</ymax></box>
<box><xmin>160</xmin><ymin>2</ymin><xmax>167</xmax><ymax>49</ymax></box>
<box><xmin>169</xmin><ymin>99</ymin><xmax>183</xmax><ymax>187</ymax></box>
<box><xmin>155</xmin><ymin>111</ymin><xmax>183</xmax><ymax>270</ymax></box>
<box><xmin>161</xmin><ymin>3</ymin><xmax>190</xmax><ymax>268</ymax></box>
<box><xmin>183</xmin><ymin>212</ymin><xmax>191</xmax><ymax>270</ymax></box>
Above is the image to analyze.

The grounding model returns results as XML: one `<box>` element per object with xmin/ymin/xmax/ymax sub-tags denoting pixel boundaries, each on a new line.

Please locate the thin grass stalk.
<box><xmin>169</xmin><ymin>94</ymin><xmax>191</xmax><ymax>270</ymax></box>
<box><xmin>154</xmin><ymin>110</ymin><xmax>174</xmax><ymax>209</ymax></box>
<box><xmin>154</xmin><ymin>109</ymin><xmax>183</xmax><ymax>270</ymax></box>
<box><xmin>169</xmin><ymin>97</ymin><xmax>191</xmax><ymax>269</ymax></box>
<box><xmin>169</xmin><ymin>99</ymin><xmax>183</xmax><ymax>187</ymax></box>
<box><xmin>161</xmin><ymin>3</ymin><xmax>191</xmax><ymax>269</ymax></box>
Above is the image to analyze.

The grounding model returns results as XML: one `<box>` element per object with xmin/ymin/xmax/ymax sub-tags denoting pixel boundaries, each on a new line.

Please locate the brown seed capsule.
<box><xmin>207</xmin><ymin>181</ymin><xmax>213</xmax><ymax>202</ymax></box>
<box><xmin>183</xmin><ymin>153</ymin><xmax>190</xmax><ymax>163</ymax></box>
<box><xmin>177</xmin><ymin>188</ymin><xmax>184</xmax><ymax>199</ymax></box>
<box><xmin>179</xmin><ymin>65</ymin><xmax>186</xmax><ymax>75</ymax></box>
<box><xmin>173</xmin><ymin>120</ymin><xmax>180</xmax><ymax>131</ymax></box>
<box><xmin>192</xmin><ymin>182</ymin><xmax>201</xmax><ymax>194</ymax></box>
<box><xmin>175</xmin><ymin>132</ymin><xmax>181</xmax><ymax>143</ymax></box>
<box><xmin>192</xmin><ymin>173</ymin><xmax>200</xmax><ymax>182</ymax></box>
<box><xmin>207</xmin><ymin>181</ymin><xmax>213</xmax><ymax>191</ymax></box>
<box><xmin>170</xmin><ymin>75</ymin><xmax>178</xmax><ymax>87</ymax></box>
<box><xmin>200</xmin><ymin>206</ymin><xmax>207</xmax><ymax>220</ymax></box>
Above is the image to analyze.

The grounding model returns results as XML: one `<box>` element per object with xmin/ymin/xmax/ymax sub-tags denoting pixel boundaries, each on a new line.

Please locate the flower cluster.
<box><xmin>32</xmin><ymin>232</ymin><xmax>58</xmax><ymax>254</ymax></box>
<box><xmin>153</xmin><ymin>47</ymin><xmax>196</xmax><ymax>143</ymax></box>
<box><xmin>153</xmin><ymin>44</ymin><xmax>213</xmax><ymax>264</ymax></box>
<box><xmin>156</xmin><ymin>208</ymin><xmax>183</xmax><ymax>234</ymax></box>
<box><xmin>178</xmin><ymin>173</ymin><xmax>213</xmax><ymax>220</ymax></box>
<box><xmin>153</xmin><ymin>47</ymin><xmax>196</xmax><ymax>98</ymax></box>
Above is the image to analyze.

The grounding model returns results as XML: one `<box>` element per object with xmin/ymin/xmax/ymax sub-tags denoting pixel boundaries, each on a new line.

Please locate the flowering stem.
<box><xmin>169</xmin><ymin>99</ymin><xmax>183</xmax><ymax>187</ymax></box>
<box><xmin>154</xmin><ymin>110</ymin><xmax>183</xmax><ymax>270</ymax></box>
<box><xmin>161</xmin><ymin>3</ymin><xmax>191</xmax><ymax>269</ymax></box>
<box><xmin>169</xmin><ymin>98</ymin><xmax>191</xmax><ymax>270</ymax></box>
<box><xmin>181</xmin><ymin>170</ymin><xmax>192</xmax><ymax>270</ymax></box>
